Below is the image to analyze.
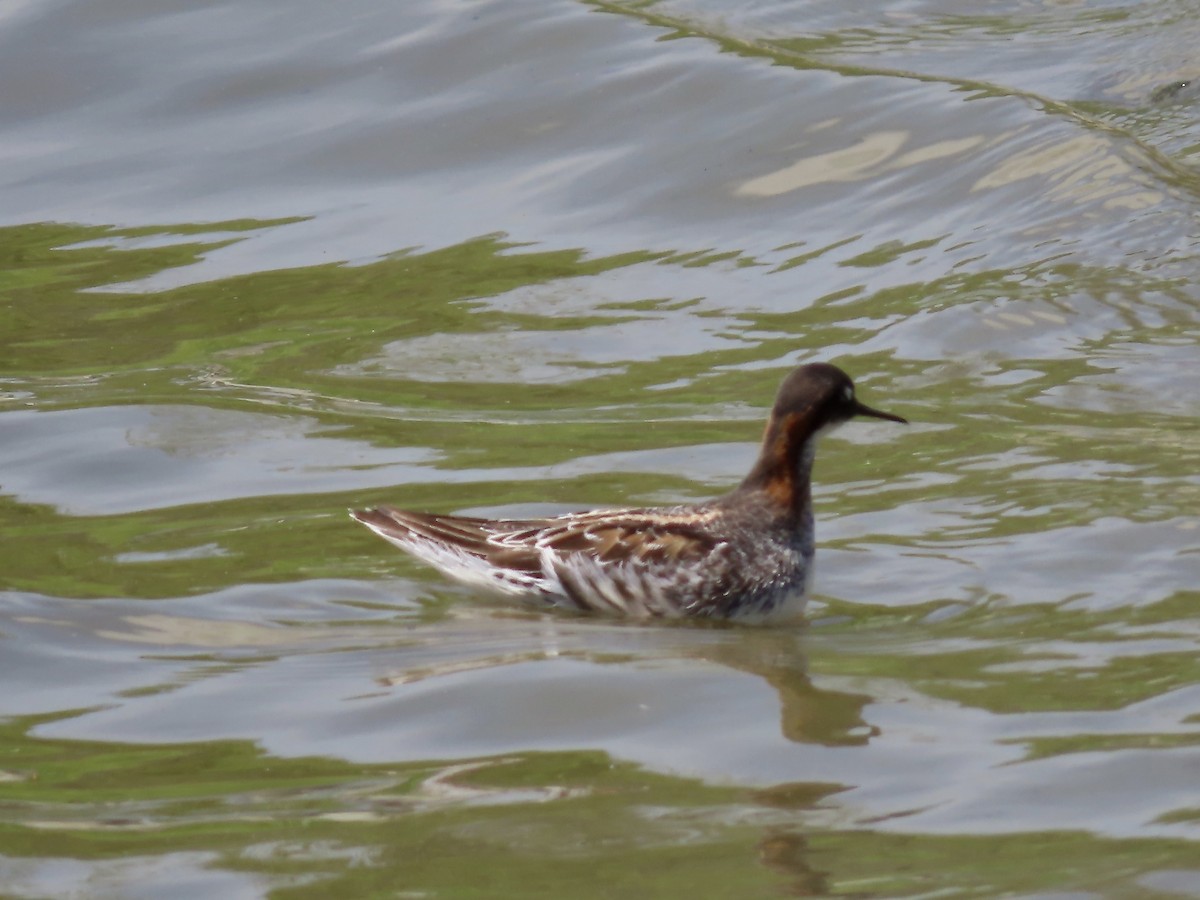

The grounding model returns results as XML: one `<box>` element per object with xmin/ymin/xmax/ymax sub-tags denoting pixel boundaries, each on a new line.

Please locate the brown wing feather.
<box><xmin>353</xmin><ymin>507</ymin><xmax>492</xmax><ymax>554</ymax></box>
<box><xmin>525</xmin><ymin>514</ymin><xmax>723</xmax><ymax>568</ymax></box>
<box><xmin>352</xmin><ymin>505</ymin><xmax>728</xmax><ymax>601</ymax></box>
<box><xmin>352</xmin><ymin>506</ymin><xmax>551</xmax><ymax>575</ymax></box>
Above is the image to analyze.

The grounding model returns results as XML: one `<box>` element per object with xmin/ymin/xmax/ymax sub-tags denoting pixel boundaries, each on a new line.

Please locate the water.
<box><xmin>1</xmin><ymin>0</ymin><xmax>1199</xmax><ymax>896</ymax></box>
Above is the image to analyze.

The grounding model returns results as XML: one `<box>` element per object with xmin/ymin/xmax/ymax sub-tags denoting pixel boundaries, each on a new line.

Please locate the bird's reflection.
<box><xmin>758</xmin><ymin>831</ymin><xmax>834</xmax><ymax>897</ymax></box>
<box><xmin>375</xmin><ymin>604</ymin><xmax>875</xmax><ymax>748</ymax></box>
<box><xmin>372</xmin><ymin>603</ymin><xmax>872</xmax><ymax>891</ymax></box>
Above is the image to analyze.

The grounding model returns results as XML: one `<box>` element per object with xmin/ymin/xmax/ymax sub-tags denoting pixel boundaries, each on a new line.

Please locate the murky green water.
<box><xmin>2</xmin><ymin>0</ymin><xmax>1199</xmax><ymax>896</ymax></box>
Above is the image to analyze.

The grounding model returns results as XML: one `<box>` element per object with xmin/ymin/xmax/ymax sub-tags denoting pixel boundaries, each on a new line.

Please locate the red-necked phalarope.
<box><xmin>351</xmin><ymin>362</ymin><xmax>906</xmax><ymax>620</ymax></box>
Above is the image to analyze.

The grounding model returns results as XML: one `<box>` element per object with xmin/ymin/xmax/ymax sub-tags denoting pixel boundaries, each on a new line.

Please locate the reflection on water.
<box><xmin>4</xmin><ymin>595</ymin><xmax>1200</xmax><ymax>896</ymax></box>
<box><xmin>2</xmin><ymin>0</ymin><xmax>1200</xmax><ymax>895</ymax></box>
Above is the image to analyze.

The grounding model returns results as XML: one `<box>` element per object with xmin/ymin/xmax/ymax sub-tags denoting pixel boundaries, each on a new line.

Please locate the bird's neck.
<box><xmin>738</xmin><ymin>412</ymin><xmax>819</xmax><ymax>518</ymax></box>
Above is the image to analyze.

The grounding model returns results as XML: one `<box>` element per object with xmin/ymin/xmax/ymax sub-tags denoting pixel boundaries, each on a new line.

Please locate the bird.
<box><xmin>351</xmin><ymin>362</ymin><xmax>907</xmax><ymax>621</ymax></box>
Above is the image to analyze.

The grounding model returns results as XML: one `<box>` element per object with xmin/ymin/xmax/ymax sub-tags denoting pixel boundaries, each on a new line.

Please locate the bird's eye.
<box><xmin>843</xmin><ymin>385</ymin><xmax>853</xmax><ymax>402</ymax></box>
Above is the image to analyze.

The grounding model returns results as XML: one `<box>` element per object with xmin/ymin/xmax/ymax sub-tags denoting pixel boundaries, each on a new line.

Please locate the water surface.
<box><xmin>1</xmin><ymin>0</ymin><xmax>1199</xmax><ymax>896</ymax></box>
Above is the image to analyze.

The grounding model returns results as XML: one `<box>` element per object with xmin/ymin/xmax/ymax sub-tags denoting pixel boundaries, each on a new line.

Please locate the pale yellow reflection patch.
<box><xmin>975</xmin><ymin>135</ymin><xmax>1100</xmax><ymax>188</ymax></box>
<box><xmin>95</xmin><ymin>614</ymin><xmax>322</xmax><ymax>647</ymax></box>
<box><xmin>736</xmin><ymin>131</ymin><xmax>909</xmax><ymax>196</ymax></box>
<box><xmin>997</xmin><ymin>311</ymin><xmax>1035</xmax><ymax>327</ymax></box>
<box><xmin>736</xmin><ymin>131</ymin><xmax>988</xmax><ymax>197</ymax></box>
<box><xmin>895</xmin><ymin>135</ymin><xmax>986</xmax><ymax>167</ymax></box>
<box><xmin>1104</xmin><ymin>192</ymin><xmax>1161</xmax><ymax>211</ymax></box>
<box><xmin>808</xmin><ymin>117</ymin><xmax>842</xmax><ymax>133</ymax></box>
<box><xmin>973</xmin><ymin>134</ymin><xmax>1165</xmax><ymax>209</ymax></box>
<box><xmin>1031</xmin><ymin>310</ymin><xmax>1069</xmax><ymax>324</ymax></box>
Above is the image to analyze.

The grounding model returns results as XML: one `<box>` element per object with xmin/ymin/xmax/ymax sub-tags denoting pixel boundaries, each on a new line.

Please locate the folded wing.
<box><xmin>350</xmin><ymin>505</ymin><xmax>731</xmax><ymax>615</ymax></box>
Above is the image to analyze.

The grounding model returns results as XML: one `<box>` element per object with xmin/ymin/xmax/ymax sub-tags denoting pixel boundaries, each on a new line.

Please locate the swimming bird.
<box><xmin>351</xmin><ymin>362</ymin><xmax>906</xmax><ymax>620</ymax></box>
